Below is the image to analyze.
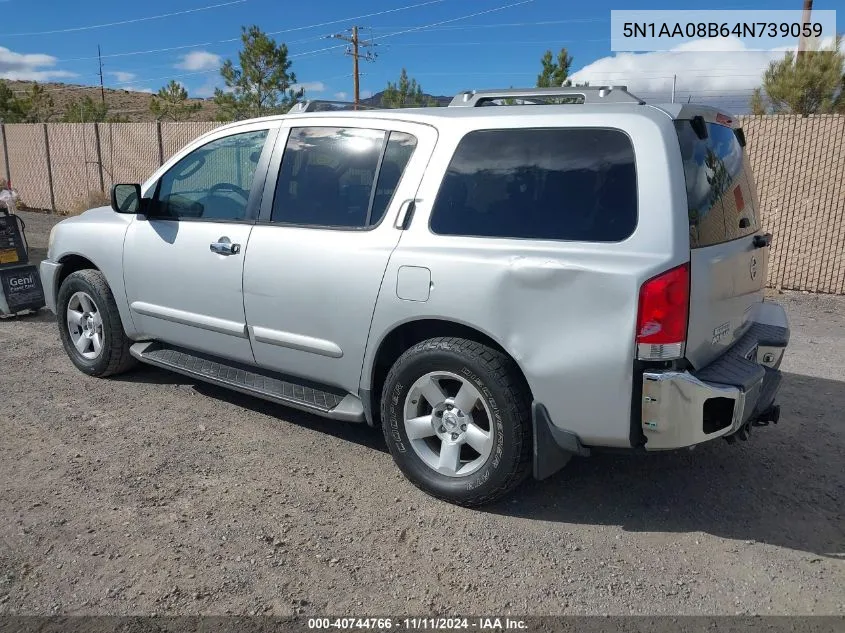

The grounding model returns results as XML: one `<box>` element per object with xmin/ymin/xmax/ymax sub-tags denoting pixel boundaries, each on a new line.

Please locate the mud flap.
<box><xmin>532</xmin><ymin>402</ymin><xmax>590</xmax><ymax>480</ymax></box>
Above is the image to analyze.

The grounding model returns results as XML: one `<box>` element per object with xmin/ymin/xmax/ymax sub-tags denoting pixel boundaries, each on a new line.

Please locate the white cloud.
<box><xmin>108</xmin><ymin>71</ymin><xmax>136</xmax><ymax>83</ymax></box>
<box><xmin>292</xmin><ymin>81</ymin><xmax>325</xmax><ymax>93</ymax></box>
<box><xmin>0</xmin><ymin>46</ymin><xmax>76</xmax><ymax>81</ymax></box>
<box><xmin>569</xmin><ymin>36</ymin><xmax>844</xmax><ymax>106</ymax></box>
<box><xmin>176</xmin><ymin>50</ymin><xmax>221</xmax><ymax>71</ymax></box>
<box><xmin>360</xmin><ymin>89</ymin><xmax>373</xmax><ymax>99</ymax></box>
<box><xmin>137</xmin><ymin>87</ymin><xmax>154</xmax><ymax>94</ymax></box>
<box><xmin>334</xmin><ymin>91</ymin><xmax>348</xmax><ymax>100</ymax></box>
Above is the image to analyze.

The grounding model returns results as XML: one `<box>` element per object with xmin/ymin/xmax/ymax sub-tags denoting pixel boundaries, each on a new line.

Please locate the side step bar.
<box><xmin>130</xmin><ymin>342</ymin><xmax>365</xmax><ymax>422</ymax></box>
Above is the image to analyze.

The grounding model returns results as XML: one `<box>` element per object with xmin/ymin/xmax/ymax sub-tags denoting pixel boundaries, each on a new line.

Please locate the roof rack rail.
<box><xmin>289</xmin><ymin>100</ymin><xmax>380</xmax><ymax>113</ymax></box>
<box><xmin>448</xmin><ymin>86</ymin><xmax>644</xmax><ymax>107</ymax></box>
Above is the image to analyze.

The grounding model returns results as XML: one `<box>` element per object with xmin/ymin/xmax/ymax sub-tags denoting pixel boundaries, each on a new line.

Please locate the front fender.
<box><xmin>48</xmin><ymin>208</ymin><xmax>138</xmax><ymax>337</ymax></box>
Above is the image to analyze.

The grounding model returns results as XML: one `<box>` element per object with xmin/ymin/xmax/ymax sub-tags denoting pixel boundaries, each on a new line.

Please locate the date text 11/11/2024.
<box><xmin>307</xmin><ymin>617</ymin><xmax>528</xmax><ymax>630</ymax></box>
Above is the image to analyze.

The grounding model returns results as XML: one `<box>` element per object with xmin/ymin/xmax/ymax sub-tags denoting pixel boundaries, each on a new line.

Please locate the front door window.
<box><xmin>153</xmin><ymin>130</ymin><xmax>269</xmax><ymax>221</ymax></box>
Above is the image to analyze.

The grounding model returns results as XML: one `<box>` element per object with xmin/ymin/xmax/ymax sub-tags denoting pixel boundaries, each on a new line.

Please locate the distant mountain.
<box><xmin>360</xmin><ymin>91</ymin><xmax>452</xmax><ymax>108</ymax></box>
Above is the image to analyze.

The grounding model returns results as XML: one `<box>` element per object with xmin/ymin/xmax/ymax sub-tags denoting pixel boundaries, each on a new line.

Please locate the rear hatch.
<box><xmin>674</xmin><ymin>114</ymin><xmax>768</xmax><ymax>369</ymax></box>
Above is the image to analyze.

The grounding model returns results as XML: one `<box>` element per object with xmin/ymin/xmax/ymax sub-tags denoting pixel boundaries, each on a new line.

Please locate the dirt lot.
<box><xmin>1</xmin><ymin>211</ymin><xmax>843</xmax><ymax>616</ymax></box>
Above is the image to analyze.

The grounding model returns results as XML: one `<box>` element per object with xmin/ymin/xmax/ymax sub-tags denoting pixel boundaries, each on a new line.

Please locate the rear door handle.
<box><xmin>753</xmin><ymin>233</ymin><xmax>772</xmax><ymax>248</ymax></box>
<box><xmin>394</xmin><ymin>199</ymin><xmax>417</xmax><ymax>230</ymax></box>
<box><xmin>210</xmin><ymin>238</ymin><xmax>241</xmax><ymax>255</ymax></box>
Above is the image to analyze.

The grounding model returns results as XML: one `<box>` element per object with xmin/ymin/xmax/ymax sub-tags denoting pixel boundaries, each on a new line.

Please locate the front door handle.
<box><xmin>210</xmin><ymin>237</ymin><xmax>241</xmax><ymax>255</ymax></box>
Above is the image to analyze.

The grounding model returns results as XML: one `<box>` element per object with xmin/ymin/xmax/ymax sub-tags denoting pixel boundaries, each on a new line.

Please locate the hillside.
<box><xmin>6</xmin><ymin>80</ymin><xmax>219</xmax><ymax>122</ymax></box>
<box><xmin>4</xmin><ymin>81</ymin><xmax>452</xmax><ymax>122</ymax></box>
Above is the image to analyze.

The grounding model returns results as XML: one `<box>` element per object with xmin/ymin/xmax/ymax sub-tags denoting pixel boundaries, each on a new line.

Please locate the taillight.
<box><xmin>636</xmin><ymin>263</ymin><xmax>690</xmax><ymax>360</ymax></box>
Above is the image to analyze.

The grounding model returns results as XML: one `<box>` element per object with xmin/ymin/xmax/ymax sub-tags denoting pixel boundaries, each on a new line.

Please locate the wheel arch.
<box><xmin>362</xmin><ymin>317</ymin><xmax>533</xmax><ymax>427</ymax></box>
<box><xmin>54</xmin><ymin>253</ymin><xmax>100</xmax><ymax>306</ymax></box>
<box><xmin>54</xmin><ymin>251</ymin><xmax>138</xmax><ymax>338</ymax></box>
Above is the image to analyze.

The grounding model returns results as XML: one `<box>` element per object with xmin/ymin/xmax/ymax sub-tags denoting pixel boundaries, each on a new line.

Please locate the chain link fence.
<box><xmin>742</xmin><ymin>115</ymin><xmax>845</xmax><ymax>295</ymax></box>
<box><xmin>0</xmin><ymin>116</ymin><xmax>843</xmax><ymax>294</ymax></box>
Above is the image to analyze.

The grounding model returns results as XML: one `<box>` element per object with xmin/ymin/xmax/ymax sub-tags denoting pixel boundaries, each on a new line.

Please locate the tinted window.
<box><xmin>154</xmin><ymin>130</ymin><xmax>268</xmax><ymax>221</ymax></box>
<box><xmin>429</xmin><ymin>128</ymin><xmax>637</xmax><ymax>242</ymax></box>
<box><xmin>674</xmin><ymin>120</ymin><xmax>759</xmax><ymax>248</ymax></box>
<box><xmin>369</xmin><ymin>132</ymin><xmax>417</xmax><ymax>225</ymax></box>
<box><xmin>273</xmin><ymin>127</ymin><xmax>414</xmax><ymax>228</ymax></box>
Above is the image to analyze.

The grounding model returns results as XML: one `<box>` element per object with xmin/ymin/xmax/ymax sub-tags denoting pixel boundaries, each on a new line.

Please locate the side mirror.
<box><xmin>111</xmin><ymin>183</ymin><xmax>142</xmax><ymax>214</ymax></box>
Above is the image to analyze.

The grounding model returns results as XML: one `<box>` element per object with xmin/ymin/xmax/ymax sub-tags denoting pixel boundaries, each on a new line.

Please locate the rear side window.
<box><xmin>674</xmin><ymin>120</ymin><xmax>759</xmax><ymax>248</ymax></box>
<box><xmin>429</xmin><ymin>128</ymin><xmax>637</xmax><ymax>242</ymax></box>
<box><xmin>271</xmin><ymin>127</ymin><xmax>417</xmax><ymax>229</ymax></box>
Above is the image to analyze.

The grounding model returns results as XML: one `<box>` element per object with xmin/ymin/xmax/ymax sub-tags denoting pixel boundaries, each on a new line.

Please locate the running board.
<box><xmin>129</xmin><ymin>342</ymin><xmax>365</xmax><ymax>422</ymax></box>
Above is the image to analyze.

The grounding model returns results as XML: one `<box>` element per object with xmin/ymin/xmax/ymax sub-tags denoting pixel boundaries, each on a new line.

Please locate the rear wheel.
<box><xmin>381</xmin><ymin>337</ymin><xmax>532</xmax><ymax>506</ymax></box>
<box><xmin>57</xmin><ymin>269</ymin><xmax>137</xmax><ymax>377</ymax></box>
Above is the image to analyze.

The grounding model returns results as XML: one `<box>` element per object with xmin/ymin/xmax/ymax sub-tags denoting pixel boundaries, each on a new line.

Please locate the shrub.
<box><xmin>63</xmin><ymin>189</ymin><xmax>111</xmax><ymax>216</ymax></box>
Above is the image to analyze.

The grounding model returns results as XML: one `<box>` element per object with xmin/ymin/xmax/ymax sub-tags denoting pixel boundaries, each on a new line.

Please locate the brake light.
<box><xmin>636</xmin><ymin>263</ymin><xmax>690</xmax><ymax>360</ymax></box>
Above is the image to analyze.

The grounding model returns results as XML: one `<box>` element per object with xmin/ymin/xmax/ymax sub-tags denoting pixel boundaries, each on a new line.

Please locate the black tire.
<box><xmin>56</xmin><ymin>269</ymin><xmax>137</xmax><ymax>377</ymax></box>
<box><xmin>380</xmin><ymin>337</ymin><xmax>532</xmax><ymax>506</ymax></box>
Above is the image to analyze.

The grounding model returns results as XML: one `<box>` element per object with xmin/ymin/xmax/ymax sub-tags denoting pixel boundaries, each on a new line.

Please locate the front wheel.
<box><xmin>56</xmin><ymin>269</ymin><xmax>137</xmax><ymax>377</ymax></box>
<box><xmin>381</xmin><ymin>337</ymin><xmax>532</xmax><ymax>506</ymax></box>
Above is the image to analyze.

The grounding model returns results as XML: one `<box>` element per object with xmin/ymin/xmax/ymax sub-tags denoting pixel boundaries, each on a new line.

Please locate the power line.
<box><xmin>265</xmin><ymin>0</ymin><xmax>448</xmax><ymax>37</ymax></box>
<box><xmin>51</xmin><ymin>0</ymin><xmax>451</xmax><ymax>63</ymax></box>
<box><xmin>371</xmin><ymin>0</ymin><xmax>535</xmax><ymax>42</ymax></box>
<box><xmin>366</xmin><ymin>18</ymin><xmax>606</xmax><ymax>31</ymax></box>
<box><xmin>282</xmin><ymin>0</ymin><xmax>537</xmax><ymax>64</ymax></box>
<box><xmin>5</xmin><ymin>0</ymin><xmax>248</xmax><ymax>37</ymax></box>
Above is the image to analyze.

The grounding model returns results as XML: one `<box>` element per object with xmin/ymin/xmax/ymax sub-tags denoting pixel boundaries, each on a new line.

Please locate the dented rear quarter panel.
<box><xmin>362</xmin><ymin>108</ymin><xmax>692</xmax><ymax>447</ymax></box>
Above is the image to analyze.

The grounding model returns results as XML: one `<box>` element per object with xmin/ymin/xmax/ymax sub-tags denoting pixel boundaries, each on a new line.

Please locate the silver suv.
<box><xmin>40</xmin><ymin>87</ymin><xmax>789</xmax><ymax>506</ymax></box>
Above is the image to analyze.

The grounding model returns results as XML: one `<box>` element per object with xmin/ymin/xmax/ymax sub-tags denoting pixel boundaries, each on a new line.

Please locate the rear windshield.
<box><xmin>429</xmin><ymin>128</ymin><xmax>637</xmax><ymax>242</ymax></box>
<box><xmin>674</xmin><ymin>120</ymin><xmax>760</xmax><ymax>248</ymax></box>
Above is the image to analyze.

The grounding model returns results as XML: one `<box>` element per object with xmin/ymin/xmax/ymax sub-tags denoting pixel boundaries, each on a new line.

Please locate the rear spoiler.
<box><xmin>686</xmin><ymin>113</ymin><xmax>746</xmax><ymax>147</ymax></box>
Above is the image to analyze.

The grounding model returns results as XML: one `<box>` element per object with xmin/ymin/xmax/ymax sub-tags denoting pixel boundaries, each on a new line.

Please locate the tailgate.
<box><xmin>675</xmin><ymin>117</ymin><xmax>769</xmax><ymax>369</ymax></box>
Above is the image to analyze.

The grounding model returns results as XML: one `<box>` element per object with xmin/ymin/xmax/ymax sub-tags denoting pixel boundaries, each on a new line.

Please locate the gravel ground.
<box><xmin>1</xmin><ymin>211</ymin><xmax>843</xmax><ymax>616</ymax></box>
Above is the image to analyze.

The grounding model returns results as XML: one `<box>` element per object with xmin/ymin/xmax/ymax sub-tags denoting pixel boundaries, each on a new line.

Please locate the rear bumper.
<box><xmin>641</xmin><ymin>301</ymin><xmax>789</xmax><ymax>450</ymax></box>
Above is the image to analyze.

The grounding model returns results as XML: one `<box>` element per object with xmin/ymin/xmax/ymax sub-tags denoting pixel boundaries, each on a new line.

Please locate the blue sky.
<box><xmin>1</xmin><ymin>0</ymin><xmax>842</xmax><ymax>112</ymax></box>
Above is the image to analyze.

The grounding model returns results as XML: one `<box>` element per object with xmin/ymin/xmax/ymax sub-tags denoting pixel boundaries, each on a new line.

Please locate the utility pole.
<box><xmin>329</xmin><ymin>26</ymin><xmax>376</xmax><ymax>108</ymax></box>
<box><xmin>797</xmin><ymin>0</ymin><xmax>813</xmax><ymax>60</ymax></box>
<box><xmin>97</xmin><ymin>45</ymin><xmax>106</xmax><ymax>106</ymax></box>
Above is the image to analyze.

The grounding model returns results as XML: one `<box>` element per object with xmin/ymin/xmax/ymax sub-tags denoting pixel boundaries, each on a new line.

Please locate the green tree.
<box><xmin>20</xmin><ymin>83</ymin><xmax>55</xmax><ymax>122</ymax></box>
<box><xmin>0</xmin><ymin>80</ymin><xmax>26</xmax><ymax>123</ymax></box>
<box><xmin>150</xmin><ymin>80</ymin><xmax>202</xmax><ymax>121</ymax></box>
<box><xmin>380</xmin><ymin>68</ymin><xmax>437</xmax><ymax>108</ymax></box>
<box><xmin>536</xmin><ymin>48</ymin><xmax>573</xmax><ymax>88</ymax></box>
<box><xmin>62</xmin><ymin>96</ymin><xmax>110</xmax><ymax>122</ymax></box>
<box><xmin>214</xmin><ymin>25</ymin><xmax>302</xmax><ymax>121</ymax></box>
<box><xmin>750</xmin><ymin>37</ymin><xmax>844</xmax><ymax>115</ymax></box>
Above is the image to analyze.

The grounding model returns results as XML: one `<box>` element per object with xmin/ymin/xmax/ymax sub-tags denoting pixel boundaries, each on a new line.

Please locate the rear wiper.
<box><xmin>753</xmin><ymin>233</ymin><xmax>772</xmax><ymax>248</ymax></box>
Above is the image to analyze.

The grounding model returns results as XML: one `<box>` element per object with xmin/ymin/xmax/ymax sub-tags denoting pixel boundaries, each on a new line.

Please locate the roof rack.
<box><xmin>448</xmin><ymin>86</ymin><xmax>644</xmax><ymax>107</ymax></box>
<box><xmin>289</xmin><ymin>100</ymin><xmax>381</xmax><ymax>113</ymax></box>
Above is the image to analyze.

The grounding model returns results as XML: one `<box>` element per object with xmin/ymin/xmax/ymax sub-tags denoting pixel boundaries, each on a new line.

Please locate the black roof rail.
<box><xmin>288</xmin><ymin>100</ymin><xmax>381</xmax><ymax>113</ymax></box>
<box><xmin>448</xmin><ymin>86</ymin><xmax>644</xmax><ymax>107</ymax></box>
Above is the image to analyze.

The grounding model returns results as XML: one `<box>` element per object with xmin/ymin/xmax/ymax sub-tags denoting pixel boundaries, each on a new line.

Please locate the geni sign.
<box><xmin>9</xmin><ymin>273</ymin><xmax>35</xmax><ymax>288</ymax></box>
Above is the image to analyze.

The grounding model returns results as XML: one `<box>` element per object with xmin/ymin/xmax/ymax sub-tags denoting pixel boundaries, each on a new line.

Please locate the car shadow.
<box><xmin>120</xmin><ymin>364</ymin><xmax>388</xmax><ymax>454</ymax></box>
<box><xmin>487</xmin><ymin>371</ymin><xmax>845</xmax><ymax>559</ymax></box>
<box><xmin>120</xmin><ymin>365</ymin><xmax>843</xmax><ymax>557</ymax></box>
